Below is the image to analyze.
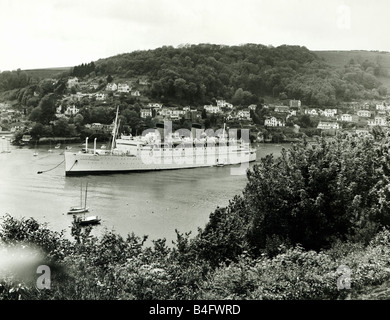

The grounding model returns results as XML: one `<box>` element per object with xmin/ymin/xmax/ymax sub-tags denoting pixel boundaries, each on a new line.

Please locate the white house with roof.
<box><xmin>117</xmin><ymin>83</ymin><xmax>131</xmax><ymax>93</ymax></box>
<box><xmin>264</xmin><ymin>116</ymin><xmax>285</xmax><ymax>127</ymax></box>
<box><xmin>204</xmin><ymin>105</ymin><xmax>221</xmax><ymax>114</ymax></box>
<box><xmin>340</xmin><ymin>114</ymin><xmax>353</xmax><ymax>122</ymax></box>
<box><xmin>355</xmin><ymin>129</ymin><xmax>370</xmax><ymax>136</ymax></box>
<box><xmin>368</xmin><ymin>116</ymin><xmax>387</xmax><ymax>127</ymax></box>
<box><xmin>64</xmin><ymin>105</ymin><xmax>79</xmax><ymax>116</ymax></box>
<box><xmin>357</xmin><ymin>110</ymin><xmax>372</xmax><ymax>118</ymax></box>
<box><xmin>323</xmin><ymin>109</ymin><xmax>338</xmax><ymax>117</ymax></box>
<box><xmin>289</xmin><ymin>99</ymin><xmax>301</xmax><ymax>108</ymax></box>
<box><xmin>95</xmin><ymin>93</ymin><xmax>106</xmax><ymax>101</ymax></box>
<box><xmin>376</xmin><ymin>103</ymin><xmax>388</xmax><ymax>111</ymax></box>
<box><xmin>305</xmin><ymin>108</ymin><xmax>319</xmax><ymax>116</ymax></box>
<box><xmin>216</xmin><ymin>100</ymin><xmax>233</xmax><ymax>109</ymax></box>
<box><xmin>158</xmin><ymin>108</ymin><xmax>172</xmax><ymax>117</ymax></box>
<box><xmin>274</xmin><ymin>106</ymin><xmax>290</xmax><ymax>113</ymax></box>
<box><xmin>140</xmin><ymin>109</ymin><xmax>153</xmax><ymax>118</ymax></box>
<box><xmin>170</xmin><ymin>109</ymin><xmax>187</xmax><ymax>120</ymax></box>
<box><xmin>131</xmin><ymin>90</ymin><xmax>141</xmax><ymax>96</ymax></box>
<box><xmin>236</xmin><ymin>110</ymin><xmax>251</xmax><ymax>120</ymax></box>
<box><xmin>147</xmin><ymin>103</ymin><xmax>163</xmax><ymax>109</ymax></box>
<box><xmin>106</xmin><ymin>83</ymin><xmax>118</xmax><ymax>91</ymax></box>
<box><xmin>317</xmin><ymin>121</ymin><xmax>340</xmax><ymax>130</ymax></box>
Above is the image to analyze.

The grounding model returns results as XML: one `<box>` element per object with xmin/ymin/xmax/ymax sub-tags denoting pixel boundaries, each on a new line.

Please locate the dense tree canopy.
<box><xmin>94</xmin><ymin>44</ymin><xmax>388</xmax><ymax>106</ymax></box>
<box><xmin>193</xmin><ymin>133</ymin><xmax>390</xmax><ymax>263</ymax></box>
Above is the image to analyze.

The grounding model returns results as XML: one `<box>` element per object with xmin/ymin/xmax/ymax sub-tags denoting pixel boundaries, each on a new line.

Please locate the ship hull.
<box><xmin>64</xmin><ymin>147</ymin><xmax>257</xmax><ymax>176</ymax></box>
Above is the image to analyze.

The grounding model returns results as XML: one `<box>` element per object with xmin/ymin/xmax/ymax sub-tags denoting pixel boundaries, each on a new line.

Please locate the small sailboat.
<box><xmin>48</xmin><ymin>141</ymin><xmax>53</xmax><ymax>153</ymax></box>
<box><xmin>68</xmin><ymin>182</ymin><xmax>89</xmax><ymax>214</ymax></box>
<box><xmin>78</xmin><ymin>215</ymin><xmax>101</xmax><ymax>226</ymax></box>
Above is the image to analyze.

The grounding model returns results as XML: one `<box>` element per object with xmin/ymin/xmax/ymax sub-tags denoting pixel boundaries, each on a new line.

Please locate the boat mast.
<box><xmin>110</xmin><ymin>106</ymin><xmax>119</xmax><ymax>154</ymax></box>
<box><xmin>80</xmin><ymin>182</ymin><xmax>83</xmax><ymax>208</ymax></box>
<box><xmin>84</xmin><ymin>182</ymin><xmax>88</xmax><ymax>209</ymax></box>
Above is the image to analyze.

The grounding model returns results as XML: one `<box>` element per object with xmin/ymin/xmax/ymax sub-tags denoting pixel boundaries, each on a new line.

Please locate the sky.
<box><xmin>0</xmin><ymin>0</ymin><xmax>389</xmax><ymax>71</ymax></box>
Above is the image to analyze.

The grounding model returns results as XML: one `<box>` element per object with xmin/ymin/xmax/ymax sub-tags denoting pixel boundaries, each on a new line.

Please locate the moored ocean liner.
<box><xmin>64</xmin><ymin>108</ymin><xmax>257</xmax><ymax>176</ymax></box>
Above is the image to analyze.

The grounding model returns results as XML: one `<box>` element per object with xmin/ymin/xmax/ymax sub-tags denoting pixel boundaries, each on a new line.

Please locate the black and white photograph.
<box><xmin>1</xmin><ymin>0</ymin><xmax>390</xmax><ymax>313</ymax></box>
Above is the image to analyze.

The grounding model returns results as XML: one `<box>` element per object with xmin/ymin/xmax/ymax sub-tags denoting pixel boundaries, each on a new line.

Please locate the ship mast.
<box><xmin>110</xmin><ymin>106</ymin><xmax>119</xmax><ymax>154</ymax></box>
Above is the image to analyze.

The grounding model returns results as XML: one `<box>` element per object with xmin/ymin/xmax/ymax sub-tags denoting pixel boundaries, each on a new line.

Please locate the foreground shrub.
<box><xmin>2</xmin><ymin>215</ymin><xmax>390</xmax><ymax>300</ymax></box>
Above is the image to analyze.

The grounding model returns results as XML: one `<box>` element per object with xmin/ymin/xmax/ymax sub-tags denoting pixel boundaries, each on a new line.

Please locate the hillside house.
<box><xmin>305</xmin><ymin>109</ymin><xmax>319</xmax><ymax>116</ymax></box>
<box><xmin>106</xmin><ymin>83</ymin><xmax>118</xmax><ymax>91</ymax></box>
<box><xmin>147</xmin><ymin>103</ymin><xmax>163</xmax><ymax>109</ymax></box>
<box><xmin>355</xmin><ymin>129</ymin><xmax>370</xmax><ymax>136</ymax></box>
<box><xmin>89</xmin><ymin>82</ymin><xmax>99</xmax><ymax>90</ymax></box>
<box><xmin>216</xmin><ymin>100</ymin><xmax>233</xmax><ymax>109</ymax></box>
<box><xmin>131</xmin><ymin>90</ymin><xmax>141</xmax><ymax>96</ymax></box>
<box><xmin>236</xmin><ymin>110</ymin><xmax>251</xmax><ymax>120</ymax></box>
<box><xmin>359</xmin><ymin>103</ymin><xmax>371</xmax><ymax>110</ymax></box>
<box><xmin>95</xmin><ymin>93</ymin><xmax>107</xmax><ymax>101</ymax></box>
<box><xmin>264</xmin><ymin>116</ymin><xmax>285</xmax><ymax>127</ymax></box>
<box><xmin>158</xmin><ymin>108</ymin><xmax>173</xmax><ymax>117</ymax></box>
<box><xmin>87</xmin><ymin>123</ymin><xmax>115</xmax><ymax>134</ymax></box>
<box><xmin>274</xmin><ymin>106</ymin><xmax>290</xmax><ymax>113</ymax></box>
<box><xmin>204</xmin><ymin>105</ymin><xmax>221</xmax><ymax>114</ymax></box>
<box><xmin>140</xmin><ymin>109</ymin><xmax>153</xmax><ymax>118</ymax></box>
<box><xmin>357</xmin><ymin>110</ymin><xmax>372</xmax><ymax>118</ymax></box>
<box><xmin>376</xmin><ymin>103</ymin><xmax>389</xmax><ymax>111</ymax></box>
<box><xmin>289</xmin><ymin>99</ymin><xmax>301</xmax><ymax>108</ymax></box>
<box><xmin>317</xmin><ymin>121</ymin><xmax>340</xmax><ymax>130</ymax></box>
<box><xmin>368</xmin><ymin>116</ymin><xmax>387</xmax><ymax>127</ymax></box>
<box><xmin>117</xmin><ymin>83</ymin><xmax>131</xmax><ymax>93</ymax></box>
<box><xmin>340</xmin><ymin>114</ymin><xmax>359</xmax><ymax>122</ymax></box>
<box><xmin>323</xmin><ymin>109</ymin><xmax>338</xmax><ymax>117</ymax></box>
<box><xmin>64</xmin><ymin>105</ymin><xmax>79</xmax><ymax>116</ymax></box>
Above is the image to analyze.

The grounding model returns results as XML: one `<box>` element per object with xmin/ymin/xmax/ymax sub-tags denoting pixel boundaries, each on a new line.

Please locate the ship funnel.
<box><xmin>155</xmin><ymin>122</ymin><xmax>165</xmax><ymax>142</ymax></box>
<box><xmin>191</xmin><ymin>123</ymin><xmax>203</xmax><ymax>139</ymax></box>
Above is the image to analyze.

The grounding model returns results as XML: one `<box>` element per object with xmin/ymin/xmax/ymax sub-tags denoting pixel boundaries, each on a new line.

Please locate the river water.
<box><xmin>0</xmin><ymin>137</ymin><xmax>284</xmax><ymax>245</ymax></box>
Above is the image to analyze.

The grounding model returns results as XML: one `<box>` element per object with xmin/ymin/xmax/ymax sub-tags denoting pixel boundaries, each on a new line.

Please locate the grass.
<box><xmin>314</xmin><ymin>50</ymin><xmax>390</xmax><ymax>68</ymax></box>
<box><xmin>314</xmin><ymin>50</ymin><xmax>390</xmax><ymax>91</ymax></box>
<box><xmin>23</xmin><ymin>67</ymin><xmax>72</xmax><ymax>79</ymax></box>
